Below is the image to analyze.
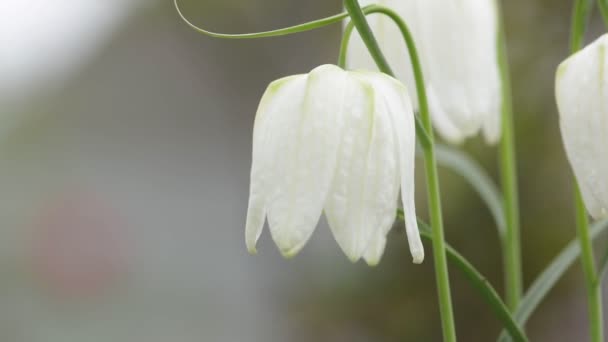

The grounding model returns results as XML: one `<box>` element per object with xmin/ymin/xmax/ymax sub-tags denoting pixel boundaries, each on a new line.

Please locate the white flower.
<box><xmin>556</xmin><ymin>34</ymin><xmax>608</xmax><ymax>220</ymax></box>
<box><xmin>245</xmin><ymin>64</ymin><xmax>423</xmax><ymax>265</ymax></box>
<box><xmin>346</xmin><ymin>0</ymin><xmax>502</xmax><ymax>145</ymax></box>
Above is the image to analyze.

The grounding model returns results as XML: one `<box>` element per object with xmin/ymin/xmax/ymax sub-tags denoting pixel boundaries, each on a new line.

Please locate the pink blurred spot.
<box><xmin>28</xmin><ymin>192</ymin><xmax>129</xmax><ymax>298</ymax></box>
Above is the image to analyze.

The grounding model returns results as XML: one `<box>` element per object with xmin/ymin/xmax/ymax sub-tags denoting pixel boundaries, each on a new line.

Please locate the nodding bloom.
<box><xmin>556</xmin><ymin>34</ymin><xmax>608</xmax><ymax>220</ymax></box>
<box><xmin>245</xmin><ymin>64</ymin><xmax>423</xmax><ymax>265</ymax></box>
<box><xmin>346</xmin><ymin>0</ymin><xmax>502</xmax><ymax>145</ymax></box>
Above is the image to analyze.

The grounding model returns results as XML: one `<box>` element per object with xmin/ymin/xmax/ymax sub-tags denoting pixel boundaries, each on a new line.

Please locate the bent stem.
<box><xmin>339</xmin><ymin>7</ymin><xmax>431</xmax><ymax>148</ymax></box>
<box><xmin>496</xmin><ymin>8</ymin><xmax>522</xmax><ymax>310</ymax></box>
<box><xmin>569</xmin><ymin>1</ymin><xmax>604</xmax><ymax>341</ymax></box>
<box><xmin>341</xmin><ymin>1</ymin><xmax>457</xmax><ymax>341</ymax></box>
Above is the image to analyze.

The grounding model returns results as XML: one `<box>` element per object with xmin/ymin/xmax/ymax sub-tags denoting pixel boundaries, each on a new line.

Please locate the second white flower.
<box><xmin>346</xmin><ymin>0</ymin><xmax>502</xmax><ymax>145</ymax></box>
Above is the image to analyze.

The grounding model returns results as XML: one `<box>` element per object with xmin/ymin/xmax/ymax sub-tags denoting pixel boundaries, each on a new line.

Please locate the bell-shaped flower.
<box><xmin>346</xmin><ymin>0</ymin><xmax>502</xmax><ymax>144</ymax></box>
<box><xmin>245</xmin><ymin>64</ymin><xmax>423</xmax><ymax>265</ymax></box>
<box><xmin>556</xmin><ymin>34</ymin><xmax>608</xmax><ymax>220</ymax></box>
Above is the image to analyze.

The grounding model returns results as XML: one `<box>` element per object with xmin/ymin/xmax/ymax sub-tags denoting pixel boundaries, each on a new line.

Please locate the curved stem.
<box><xmin>569</xmin><ymin>1</ymin><xmax>604</xmax><ymax>341</ymax></box>
<box><xmin>175</xmin><ymin>0</ymin><xmax>361</xmax><ymax>39</ymax></box>
<box><xmin>338</xmin><ymin>23</ymin><xmax>354</xmax><ymax>69</ymax></box>
<box><xmin>338</xmin><ymin>7</ymin><xmax>430</xmax><ymax>149</ymax></box>
<box><xmin>496</xmin><ymin>7</ymin><xmax>522</xmax><ymax>310</ymax></box>
<box><xmin>342</xmin><ymin>1</ymin><xmax>394</xmax><ymax>74</ymax></box>
<box><xmin>342</xmin><ymin>1</ymin><xmax>456</xmax><ymax>341</ymax></box>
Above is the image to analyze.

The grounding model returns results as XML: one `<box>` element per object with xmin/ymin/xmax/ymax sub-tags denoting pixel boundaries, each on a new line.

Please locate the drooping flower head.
<box><xmin>245</xmin><ymin>64</ymin><xmax>423</xmax><ymax>265</ymax></box>
<box><xmin>556</xmin><ymin>34</ymin><xmax>608</xmax><ymax>219</ymax></box>
<box><xmin>346</xmin><ymin>0</ymin><xmax>502</xmax><ymax>145</ymax></box>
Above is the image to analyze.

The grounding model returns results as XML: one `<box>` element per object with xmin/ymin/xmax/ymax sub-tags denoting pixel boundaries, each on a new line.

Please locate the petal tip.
<box><xmin>279</xmin><ymin>245</ymin><xmax>301</xmax><ymax>259</ymax></box>
<box><xmin>245</xmin><ymin>234</ymin><xmax>260</xmax><ymax>255</ymax></box>
<box><xmin>412</xmin><ymin>249</ymin><xmax>424</xmax><ymax>264</ymax></box>
<box><xmin>247</xmin><ymin>246</ymin><xmax>258</xmax><ymax>255</ymax></box>
<box><xmin>365</xmin><ymin>258</ymin><xmax>381</xmax><ymax>267</ymax></box>
<box><xmin>346</xmin><ymin>253</ymin><xmax>361</xmax><ymax>264</ymax></box>
<box><xmin>590</xmin><ymin>207</ymin><xmax>608</xmax><ymax>221</ymax></box>
<box><xmin>483</xmin><ymin>132</ymin><xmax>501</xmax><ymax>146</ymax></box>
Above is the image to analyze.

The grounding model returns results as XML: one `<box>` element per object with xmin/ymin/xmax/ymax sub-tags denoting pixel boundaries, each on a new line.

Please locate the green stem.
<box><xmin>575</xmin><ymin>187</ymin><xmax>604</xmax><ymax>342</ymax></box>
<box><xmin>342</xmin><ymin>1</ymin><xmax>394</xmax><ymax>74</ymax></box>
<box><xmin>419</xmin><ymin>102</ymin><xmax>458</xmax><ymax>342</ymax></box>
<box><xmin>569</xmin><ymin>1</ymin><xmax>603</xmax><ymax>341</ymax></box>
<box><xmin>341</xmin><ymin>1</ymin><xmax>456</xmax><ymax>341</ymax></box>
<box><xmin>599</xmin><ymin>0</ymin><xmax>608</xmax><ymax>27</ymax></box>
<box><xmin>496</xmin><ymin>8</ymin><xmax>522</xmax><ymax>310</ymax></box>
<box><xmin>570</xmin><ymin>0</ymin><xmax>594</xmax><ymax>51</ymax></box>
<box><xmin>338</xmin><ymin>23</ymin><xmax>354</xmax><ymax>69</ymax></box>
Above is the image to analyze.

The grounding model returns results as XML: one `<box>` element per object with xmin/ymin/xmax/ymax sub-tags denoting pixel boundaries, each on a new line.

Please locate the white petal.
<box><xmin>482</xmin><ymin>97</ymin><xmax>502</xmax><ymax>145</ymax></box>
<box><xmin>379</xmin><ymin>74</ymin><xmax>423</xmax><ymax>264</ymax></box>
<box><xmin>356</xmin><ymin>72</ymin><xmax>424</xmax><ymax>264</ymax></box>
<box><xmin>324</xmin><ymin>73</ymin><xmax>400</xmax><ymax>262</ymax></box>
<box><xmin>360</xmin><ymin>101</ymin><xmax>399</xmax><ymax>265</ymax></box>
<box><xmin>361</xmin><ymin>187</ymin><xmax>399</xmax><ymax>266</ymax></box>
<box><xmin>362</xmin><ymin>231</ymin><xmax>388</xmax><ymax>266</ymax></box>
<box><xmin>419</xmin><ymin>0</ymin><xmax>497</xmax><ymax>138</ymax></box>
<box><xmin>556</xmin><ymin>34</ymin><xmax>608</xmax><ymax>219</ymax></box>
<box><xmin>427</xmin><ymin>84</ymin><xmax>466</xmax><ymax>145</ymax></box>
<box><xmin>265</xmin><ymin>65</ymin><xmax>348</xmax><ymax>257</ymax></box>
<box><xmin>245</xmin><ymin>75</ymin><xmax>306</xmax><ymax>253</ymax></box>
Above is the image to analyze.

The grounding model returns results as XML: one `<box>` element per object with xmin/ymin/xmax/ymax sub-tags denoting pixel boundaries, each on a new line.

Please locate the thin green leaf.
<box><xmin>597</xmin><ymin>241</ymin><xmax>608</xmax><ymax>284</ymax></box>
<box><xmin>175</xmin><ymin>0</ymin><xmax>359</xmax><ymax>39</ymax></box>
<box><xmin>497</xmin><ymin>219</ymin><xmax>608</xmax><ymax>341</ymax></box>
<box><xmin>397</xmin><ymin>211</ymin><xmax>528</xmax><ymax>342</ymax></box>
<box><xmin>431</xmin><ymin>144</ymin><xmax>506</xmax><ymax>240</ymax></box>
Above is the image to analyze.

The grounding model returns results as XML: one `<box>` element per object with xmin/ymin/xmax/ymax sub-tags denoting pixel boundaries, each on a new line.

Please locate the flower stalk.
<box><xmin>575</xmin><ymin>186</ymin><xmax>604</xmax><ymax>342</ymax></box>
<box><xmin>496</xmin><ymin>8</ymin><xmax>523</xmax><ymax>310</ymax></box>
<box><xmin>568</xmin><ymin>0</ymin><xmax>604</xmax><ymax>341</ymax></box>
<box><xmin>342</xmin><ymin>1</ymin><xmax>456</xmax><ymax>341</ymax></box>
<box><xmin>599</xmin><ymin>0</ymin><xmax>608</xmax><ymax>27</ymax></box>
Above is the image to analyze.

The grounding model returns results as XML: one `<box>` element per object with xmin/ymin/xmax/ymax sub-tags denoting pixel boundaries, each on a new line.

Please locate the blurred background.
<box><xmin>1</xmin><ymin>0</ymin><xmax>607</xmax><ymax>341</ymax></box>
